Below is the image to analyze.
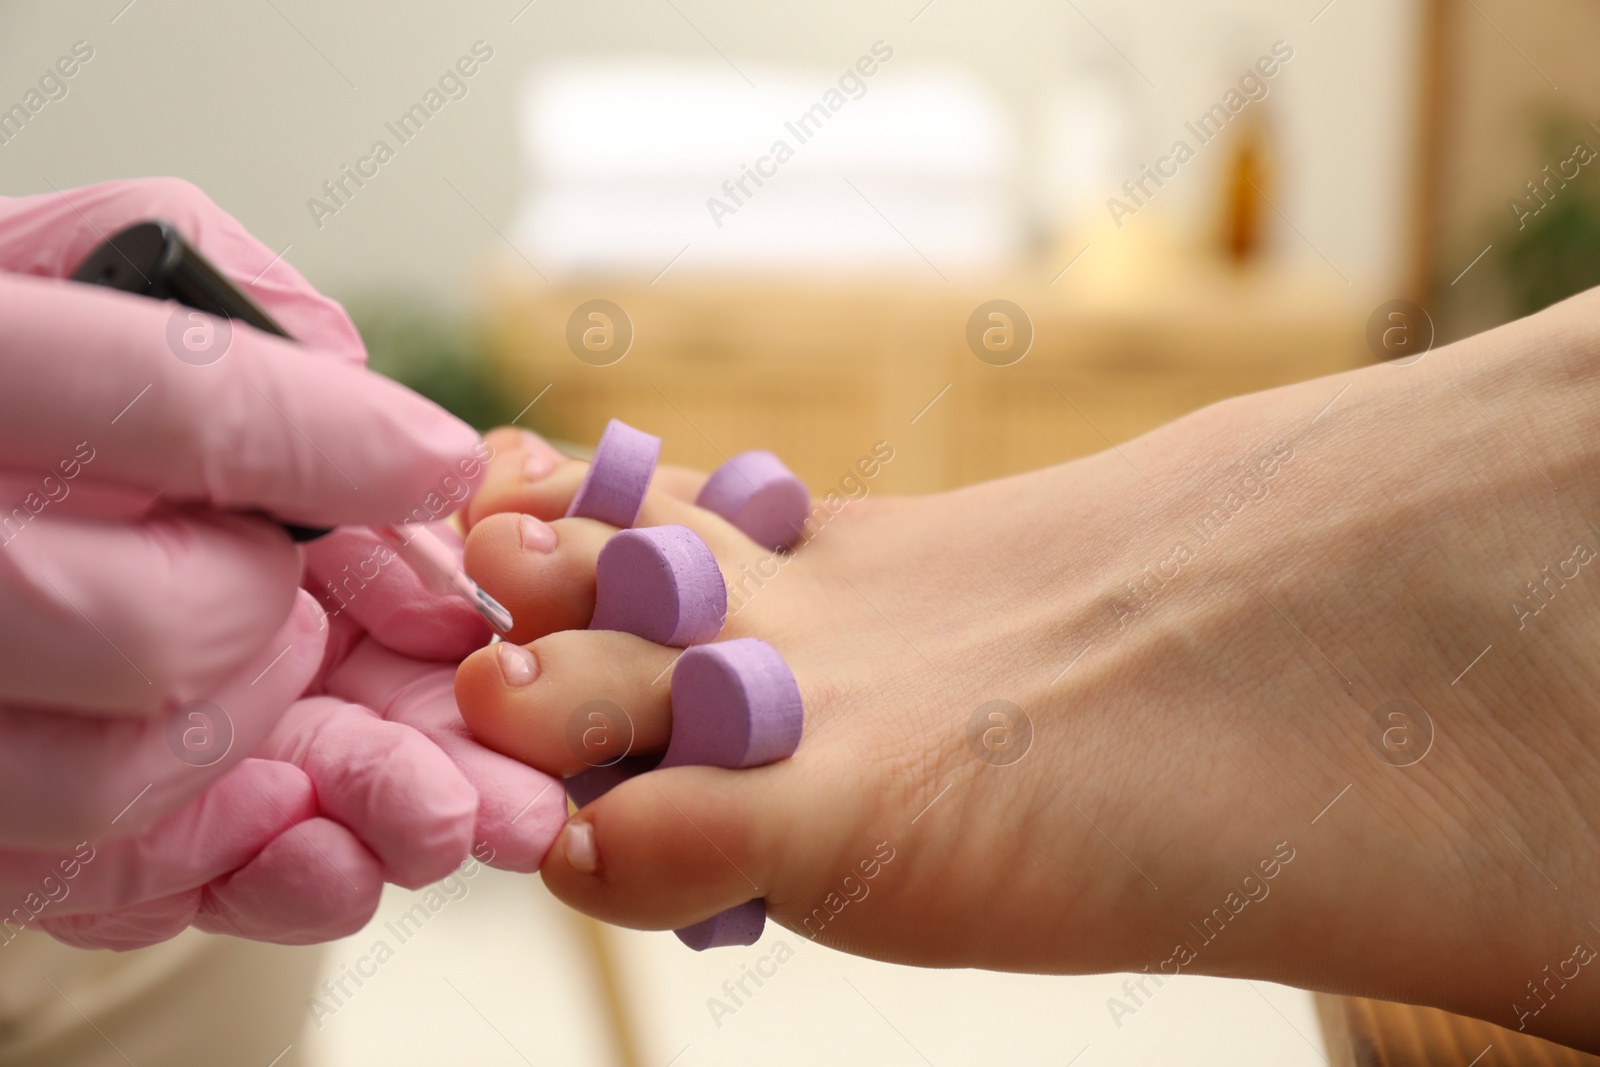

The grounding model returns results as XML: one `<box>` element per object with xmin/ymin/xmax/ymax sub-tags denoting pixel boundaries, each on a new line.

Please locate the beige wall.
<box><xmin>0</xmin><ymin>0</ymin><xmax>1419</xmax><ymax>307</ymax></box>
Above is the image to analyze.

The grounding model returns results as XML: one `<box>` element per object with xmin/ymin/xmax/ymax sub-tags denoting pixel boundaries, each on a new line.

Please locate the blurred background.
<box><xmin>2</xmin><ymin>0</ymin><xmax>1596</xmax><ymax>1063</ymax></box>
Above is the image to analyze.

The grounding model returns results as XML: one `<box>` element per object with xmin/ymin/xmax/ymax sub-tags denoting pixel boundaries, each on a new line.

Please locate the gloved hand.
<box><xmin>37</xmin><ymin>523</ymin><xmax>566</xmax><ymax>949</ymax></box>
<box><xmin>299</xmin><ymin>523</ymin><xmax>569</xmax><ymax>879</ymax></box>
<box><xmin>0</xmin><ymin>179</ymin><xmax>561</xmax><ymax>948</ymax></box>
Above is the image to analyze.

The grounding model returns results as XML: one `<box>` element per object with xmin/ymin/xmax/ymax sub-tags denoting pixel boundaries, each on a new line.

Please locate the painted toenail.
<box><xmin>496</xmin><ymin>642</ymin><xmax>537</xmax><ymax>687</ymax></box>
<box><xmin>519</xmin><ymin>514</ymin><xmax>558</xmax><ymax>553</ymax></box>
<box><xmin>565</xmin><ymin>819</ymin><xmax>599</xmax><ymax>874</ymax></box>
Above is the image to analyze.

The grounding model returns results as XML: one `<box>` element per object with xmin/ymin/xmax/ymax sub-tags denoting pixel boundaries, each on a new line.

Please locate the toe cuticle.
<box><xmin>565</xmin><ymin>819</ymin><xmax>600</xmax><ymax>875</ymax></box>
<box><xmin>519</xmin><ymin>514</ymin><xmax>558</xmax><ymax>553</ymax></box>
<box><xmin>496</xmin><ymin>642</ymin><xmax>538</xmax><ymax>687</ymax></box>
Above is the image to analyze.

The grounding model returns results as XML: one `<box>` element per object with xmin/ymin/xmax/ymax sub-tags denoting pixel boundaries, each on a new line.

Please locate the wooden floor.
<box><xmin>1317</xmin><ymin>996</ymin><xmax>1600</xmax><ymax>1066</ymax></box>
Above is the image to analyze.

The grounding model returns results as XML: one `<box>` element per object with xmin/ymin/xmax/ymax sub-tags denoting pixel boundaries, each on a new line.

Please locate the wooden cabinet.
<box><xmin>486</xmin><ymin>272</ymin><xmax>1373</xmax><ymax>492</ymax></box>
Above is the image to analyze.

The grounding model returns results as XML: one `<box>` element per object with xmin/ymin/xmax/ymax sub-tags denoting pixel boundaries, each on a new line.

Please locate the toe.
<box><xmin>455</xmin><ymin>629</ymin><xmax>679</xmax><ymax>779</ymax></box>
<box><xmin>469</xmin><ymin>426</ymin><xmax>715</xmax><ymax>527</ymax></box>
<box><xmin>651</xmin><ymin>463</ymin><xmax>711</xmax><ymax>503</ymax></box>
<box><xmin>469</xmin><ymin>456</ymin><xmax>714</xmax><ymax>526</ymax></box>
<box><xmin>541</xmin><ymin>764</ymin><xmax>781</xmax><ymax>931</ymax></box>
<box><xmin>465</xmin><ymin>498</ymin><xmax>758</xmax><ymax>650</ymax></box>
<box><xmin>465</xmin><ymin>427</ymin><xmax>751</xmax><ymax>553</ymax></box>
<box><xmin>469</xmin><ymin>460</ymin><xmax>593</xmax><ymax>527</ymax></box>
<box><xmin>467</xmin><ymin>426</ymin><xmax>582</xmax><ymax>525</ymax></box>
<box><xmin>463</xmin><ymin>512</ymin><xmax>615</xmax><ymax>643</ymax></box>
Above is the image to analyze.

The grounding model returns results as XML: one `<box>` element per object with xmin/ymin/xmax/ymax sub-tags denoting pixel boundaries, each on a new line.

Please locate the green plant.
<box><xmin>344</xmin><ymin>295</ymin><xmax>528</xmax><ymax>432</ymax></box>
<box><xmin>1497</xmin><ymin>114</ymin><xmax>1600</xmax><ymax>319</ymax></box>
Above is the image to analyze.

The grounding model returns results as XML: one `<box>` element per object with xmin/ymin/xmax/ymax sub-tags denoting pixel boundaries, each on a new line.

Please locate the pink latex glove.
<box><xmin>0</xmin><ymin>179</ymin><xmax>554</xmax><ymax>947</ymax></box>
<box><xmin>38</xmin><ymin>525</ymin><xmax>567</xmax><ymax>949</ymax></box>
<box><xmin>301</xmin><ymin>524</ymin><xmax>567</xmax><ymax>876</ymax></box>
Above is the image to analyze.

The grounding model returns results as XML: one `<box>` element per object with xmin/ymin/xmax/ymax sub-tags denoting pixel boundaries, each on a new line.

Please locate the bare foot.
<box><xmin>455</xmin><ymin>290</ymin><xmax>1600</xmax><ymax>1052</ymax></box>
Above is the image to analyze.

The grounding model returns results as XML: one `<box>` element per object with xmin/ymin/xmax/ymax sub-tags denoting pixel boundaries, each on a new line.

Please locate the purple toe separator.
<box><xmin>663</xmin><ymin>639</ymin><xmax>802</xmax><ymax>949</ymax></box>
<box><xmin>661</xmin><ymin>639</ymin><xmax>804</xmax><ymax>771</ymax></box>
<box><xmin>674</xmin><ymin>898</ymin><xmax>767</xmax><ymax>951</ymax></box>
<box><xmin>566</xmin><ymin>419</ymin><xmax>662</xmax><ymax>528</ymax></box>
<box><xmin>696</xmin><ymin>450</ymin><xmax>811</xmax><ymax>552</ymax></box>
<box><xmin>564</xmin><ymin>756</ymin><xmax>657</xmax><ymax>810</ymax></box>
<box><xmin>589</xmin><ymin>526</ymin><xmax>726</xmax><ymax>648</ymax></box>
<box><xmin>560</xmin><ymin>423</ymin><xmax>805</xmax><ymax>950</ymax></box>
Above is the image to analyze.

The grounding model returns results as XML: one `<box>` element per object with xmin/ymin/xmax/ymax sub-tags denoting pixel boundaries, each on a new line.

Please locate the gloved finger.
<box><xmin>35</xmin><ymin>789</ymin><xmax>387</xmax><ymax>953</ymax></box>
<box><xmin>304</xmin><ymin>523</ymin><xmax>491</xmax><ymax>663</ymax></box>
<box><xmin>35</xmin><ymin>890</ymin><xmax>200</xmax><ymax>951</ymax></box>
<box><xmin>0</xmin><ymin>178</ymin><xmax>364</xmax><ymax>362</ymax></box>
<box><xmin>0</xmin><ymin>592</ymin><xmax>325</xmax><ymax>847</ymax></box>
<box><xmin>0</xmin><ymin>758</ymin><xmax>314</xmax><ymax>921</ymax></box>
<box><xmin>0</xmin><ymin>471</ymin><xmax>158</xmax><ymax>526</ymax></box>
<box><xmin>259</xmin><ymin>695</ymin><xmax>476</xmax><ymax>889</ymax></box>
<box><xmin>397</xmin><ymin>699</ymin><xmax>565</xmax><ymax>874</ymax></box>
<box><xmin>38</xmin><ymin>814</ymin><xmax>387</xmax><ymax>951</ymax></box>
<box><xmin>194</xmin><ymin>816</ymin><xmax>384</xmax><ymax>945</ymax></box>
<box><xmin>327</xmin><ymin>639</ymin><xmax>565</xmax><ymax>873</ymax></box>
<box><xmin>0</xmin><ymin>272</ymin><xmax>488</xmax><ymax>529</ymax></box>
<box><xmin>0</xmin><ymin>506</ymin><xmax>301</xmax><ymax>715</ymax></box>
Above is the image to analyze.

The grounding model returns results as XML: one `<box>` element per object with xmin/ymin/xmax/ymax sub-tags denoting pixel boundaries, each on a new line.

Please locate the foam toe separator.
<box><xmin>662</xmin><ymin>638</ymin><xmax>803</xmax><ymax>770</ymax></box>
<box><xmin>566</xmin><ymin>419</ymin><xmax>661</xmax><ymax>528</ymax></box>
<box><xmin>674</xmin><ymin>898</ymin><xmax>768</xmax><ymax>951</ymax></box>
<box><xmin>696</xmin><ymin>451</ymin><xmax>810</xmax><ymax>552</ymax></box>
<box><xmin>561</xmin><ymin>426</ymin><xmax>806</xmax><ymax>950</ymax></box>
<box><xmin>589</xmin><ymin>526</ymin><xmax>727</xmax><ymax>648</ymax></box>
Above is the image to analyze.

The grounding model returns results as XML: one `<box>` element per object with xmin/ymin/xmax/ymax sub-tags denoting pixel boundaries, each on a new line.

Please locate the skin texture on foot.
<box><xmin>455</xmin><ymin>289</ymin><xmax>1600</xmax><ymax>1053</ymax></box>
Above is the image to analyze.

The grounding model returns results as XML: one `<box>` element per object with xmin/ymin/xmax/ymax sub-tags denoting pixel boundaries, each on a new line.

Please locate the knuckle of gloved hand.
<box><xmin>109</xmin><ymin>176</ymin><xmax>218</xmax><ymax>232</ymax></box>
<box><xmin>110</xmin><ymin>179</ymin><xmax>362</xmax><ymax>361</ymax></box>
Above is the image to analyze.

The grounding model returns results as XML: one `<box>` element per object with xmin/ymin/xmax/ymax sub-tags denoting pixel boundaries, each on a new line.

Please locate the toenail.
<box><xmin>496</xmin><ymin>642</ymin><xmax>538</xmax><ymax>687</ymax></box>
<box><xmin>519</xmin><ymin>514</ymin><xmax>558</xmax><ymax>553</ymax></box>
<box><xmin>564</xmin><ymin>819</ymin><xmax>599</xmax><ymax>874</ymax></box>
<box><xmin>524</xmin><ymin>450</ymin><xmax>558</xmax><ymax>482</ymax></box>
<box><xmin>521</xmin><ymin>431</ymin><xmax>562</xmax><ymax>481</ymax></box>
